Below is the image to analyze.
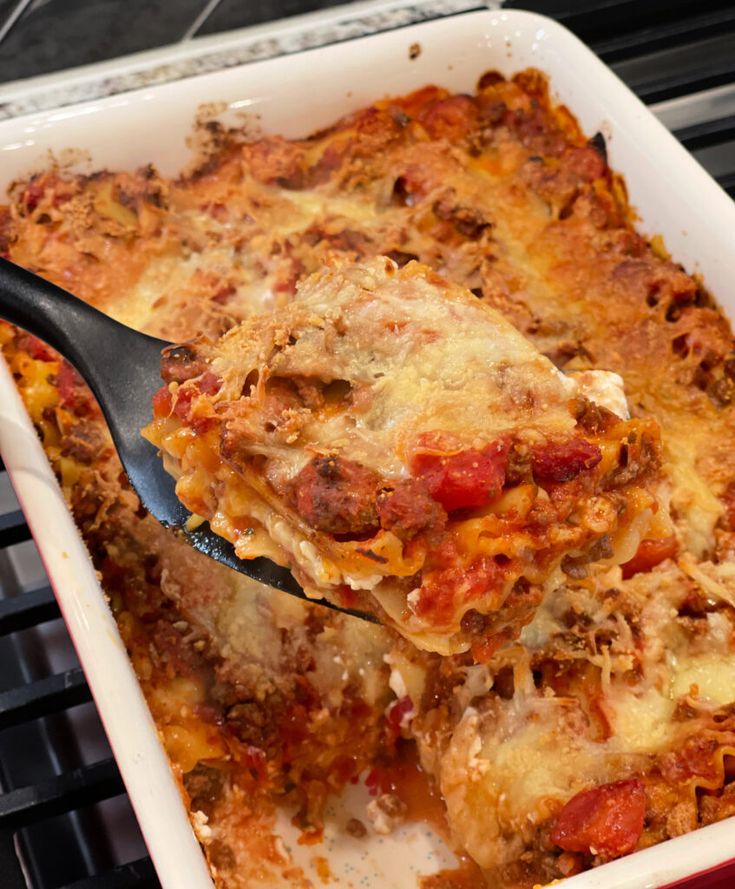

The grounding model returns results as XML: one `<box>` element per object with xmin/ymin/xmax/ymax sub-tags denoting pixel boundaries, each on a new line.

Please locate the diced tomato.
<box><xmin>365</xmin><ymin>768</ymin><xmax>381</xmax><ymax>797</ymax></box>
<box><xmin>56</xmin><ymin>362</ymin><xmax>81</xmax><ymax>403</ymax></box>
<box><xmin>385</xmin><ymin>696</ymin><xmax>415</xmax><ymax>741</ymax></box>
<box><xmin>242</xmin><ymin>745</ymin><xmax>267</xmax><ymax>782</ymax></box>
<box><xmin>411</xmin><ymin>439</ymin><xmax>509</xmax><ymax>512</ymax></box>
<box><xmin>621</xmin><ymin>536</ymin><xmax>678</xmax><ymax>579</ymax></box>
<box><xmin>415</xmin><ymin>554</ymin><xmax>502</xmax><ymax>625</ymax></box>
<box><xmin>532</xmin><ymin>437</ymin><xmax>601</xmax><ymax>484</ymax></box>
<box><xmin>21</xmin><ymin>334</ymin><xmax>56</xmax><ymax>362</ymax></box>
<box><xmin>22</xmin><ymin>176</ymin><xmax>46</xmax><ymax>213</ymax></box>
<box><xmin>197</xmin><ymin>371</ymin><xmax>222</xmax><ymax>396</ymax></box>
<box><xmin>190</xmin><ymin>416</ymin><xmax>216</xmax><ymax>434</ymax></box>
<box><xmin>169</xmin><ymin>374</ymin><xmax>220</xmax><ymax>425</ymax></box>
<box><xmin>337</xmin><ymin>584</ymin><xmax>359</xmax><ymax>609</ymax></box>
<box><xmin>551</xmin><ymin>779</ymin><xmax>646</xmax><ymax>857</ymax></box>
<box><xmin>56</xmin><ymin>361</ymin><xmax>94</xmax><ymax>413</ymax></box>
<box><xmin>152</xmin><ymin>385</ymin><xmax>173</xmax><ymax>418</ymax></box>
<box><xmin>173</xmin><ymin>387</ymin><xmax>194</xmax><ymax>421</ymax></box>
<box><xmin>661</xmin><ymin>735</ymin><xmax>721</xmax><ymax>785</ymax></box>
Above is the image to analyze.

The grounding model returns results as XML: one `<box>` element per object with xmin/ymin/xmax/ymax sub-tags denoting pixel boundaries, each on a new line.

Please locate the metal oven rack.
<box><xmin>0</xmin><ymin>1</ymin><xmax>733</xmax><ymax>886</ymax></box>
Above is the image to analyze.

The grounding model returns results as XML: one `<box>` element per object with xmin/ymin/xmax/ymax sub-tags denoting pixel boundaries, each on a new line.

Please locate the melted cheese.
<box><xmin>439</xmin><ymin>698</ymin><xmax>617</xmax><ymax>871</ymax></box>
<box><xmin>670</xmin><ymin>654</ymin><xmax>735</xmax><ymax>706</ymax></box>
<box><xmin>607</xmin><ymin>686</ymin><xmax>676</xmax><ymax>754</ymax></box>
<box><xmin>208</xmin><ymin>258</ymin><xmax>580</xmax><ymax>481</ymax></box>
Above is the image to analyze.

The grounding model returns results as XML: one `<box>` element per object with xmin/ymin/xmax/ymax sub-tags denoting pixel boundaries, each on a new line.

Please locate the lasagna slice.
<box><xmin>143</xmin><ymin>257</ymin><xmax>664</xmax><ymax>657</ymax></box>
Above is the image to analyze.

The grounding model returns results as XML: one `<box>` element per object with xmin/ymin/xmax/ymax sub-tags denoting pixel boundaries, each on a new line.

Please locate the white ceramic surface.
<box><xmin>1</xmin><ymin>10</ymin><xmax>734</xmax><ymax>889</ymax></box>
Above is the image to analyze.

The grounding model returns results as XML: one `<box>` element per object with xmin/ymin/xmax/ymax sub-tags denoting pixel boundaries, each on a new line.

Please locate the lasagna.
<box><xmin>2</xmin><ymin>66</ymin><xmax>735</xmax><ymax>889</ymax></box>
<box><xmin>144</xmin><ymin>257</ymin><xmax>664</xmax><ymax>657</ymax></box>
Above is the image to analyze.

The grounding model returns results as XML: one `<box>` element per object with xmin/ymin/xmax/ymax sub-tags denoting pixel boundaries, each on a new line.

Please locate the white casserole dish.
<box><xmin>1</xmin><ymin>8</ymin><xmax>734</xmax><ymax>888</ymax></box>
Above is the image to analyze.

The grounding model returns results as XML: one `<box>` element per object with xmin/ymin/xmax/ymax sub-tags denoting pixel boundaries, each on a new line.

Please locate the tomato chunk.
<box><xmin>169</xmin><ymin>374</ymin><xmax>221</xmax><ymax>424</ymax></box>
<box><xmin>242</xmin><ymin>745</ymin><xmax>267</xmax><ymax>783</ymax></box>
<box><xmin>190</xmin><ymin>416</ymin><xmax>216</xmax><ymax>434</ymax></box>
<box><xmin>198</xmin><ymin>371</ymin><xmax>222</xmax><ymax>396</ymax></box>
<box><xmin>532</xmin><ymin>437</ymin><xmax>601</xmax><ymax>484</ymax></box>
<box><xmin>551</xmin><ymin>779</ymin><xmax>645</xmax><ymax>858</ymax></box>
<box><xmin>621</xmin><ymin>536</ymin><xmax>678</xmax><ymax>579</ymax></box>
<box><xmin>160</xmin><ymin>344</ymin><xmax>207</xmax><ymax>384</ymax></box>
<box><xmin>415</xmin><ymin>554</ymin><xmax>502</xmax><ymax>625</ymax></box>
<box><xmin>385</xmin><ymin>696</ymin><xmax>415</xmax><ymax>741</ymax></box>
<box><xmin>411</xmin><ymin>440</ymin><xmax>509</xmax><ymax>512</ymax></box>
<box><xmin>20</xmin><ymin>334</ymin><xmax>56</xmax><ymax>362</ymax></box>
<box><xmin>173</xmin><ymin>386</ymin><xmax>194</xmax><ymax>421</ymax></box>
<box><xmin>56</xmin><ymin>362</ymin><xmax>94</xmax><ymax>414</ymax></box>
<box><xmin>152</xmin><ymin>385</ymin><xmax>173</xmax><ymax>418</ymax></box>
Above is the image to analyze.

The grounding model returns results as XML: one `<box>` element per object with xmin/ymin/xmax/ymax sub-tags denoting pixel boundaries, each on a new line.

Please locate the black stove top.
<box><xmin>0</xmin><ymin>2</ymin><xmax>733</xmax><ymax>887</ymax></box>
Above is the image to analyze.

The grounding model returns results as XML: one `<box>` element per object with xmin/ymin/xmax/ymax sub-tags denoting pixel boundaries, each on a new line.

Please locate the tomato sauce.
<box><xmin>365</xmin><ymin>743</ymin><xmax>449</xmax><ymax>838</ymax></box>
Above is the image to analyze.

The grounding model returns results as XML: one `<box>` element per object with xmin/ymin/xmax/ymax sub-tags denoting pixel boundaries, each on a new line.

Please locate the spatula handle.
<box><xmin>0</xmin><ymin>257</ymin><xmax>145</xmax><ymax>371</ymax></box>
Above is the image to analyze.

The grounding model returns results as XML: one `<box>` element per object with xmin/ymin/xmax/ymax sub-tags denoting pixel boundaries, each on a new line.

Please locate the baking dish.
<box><xmin>1</xmin><ymin>8</ymin><xmax>735</xmax><ymax>888</ymax></box>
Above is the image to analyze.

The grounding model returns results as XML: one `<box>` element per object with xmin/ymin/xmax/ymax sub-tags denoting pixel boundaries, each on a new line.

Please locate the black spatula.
<box><xmin>0</xmin><ymin>257</ymin><xmax>376</xmax><ymax>622</ymax></box>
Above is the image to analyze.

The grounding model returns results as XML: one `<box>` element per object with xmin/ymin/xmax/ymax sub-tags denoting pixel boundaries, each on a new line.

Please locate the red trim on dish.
<box><xmin>659</xmin><ymin>858</ymin><xmax>735</xmax><ymax>888</ymax></box>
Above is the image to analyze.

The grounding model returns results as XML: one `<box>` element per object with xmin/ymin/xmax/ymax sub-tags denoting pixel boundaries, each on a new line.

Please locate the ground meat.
<box><xmin>459</xmin><ymin>609</ymin><xmax>487</xmax><ymax>634</ymax></box>
<box><xmin>345</xmin><ymin>818</ymin><xmax>367</xmax><ymax>838</ymax></box>
<box><xmin>418</xmin><ymin>94</ymin><xmax>479</xmax><ymax>141</ymax></box>
<box><xmin>290</xmin><ymin>456</ymin><xmax>381</xmax><ymax>536</ymax></box>
<box><xmin>304</xmin><ymin>224</ymin><xmax>372</xmax><ymax>256</ymax></box>
<box><xmin>504</xmin><ymin>440</ymin><xmax>533</xmax><ymax>486</ymax></box>
<box><xmin>432</xmin><ymin>192</ymin><xmax>492</xmax><ymax>240</ymax></box>
<box><xmin>376</xmin><ymin>479</ymin><xmax>446</xmax><ymax>541</ymax></box>
<box><xmin>366</xmin><ymin>792</ymin><xmax>407</xmax><ymax>834</ymax></box>
<box><xmin>700</xmin><ymin>784</ymin><xmax>735</xmax><ymax>825</ymax></box>
<box><xmin>561</xmin><ymin>554</ymin><xmax>589</xmax><ymax>579</ymax></box>
<box><xmin>160</xmin><ymin>344</ymin><xmax>209</xmax><ymax>384</ymax></box>
<box><xmin>665</xmin><ymin>800</ymin><xmax>697</xmax><ymax>838</ymax></box>
<box><xmin>720</xmin><ymin>480</ymin><xmax>735</xmax><ymax>531</ymax></box>
<box><xmin>60</xmin><ymin>421</ymin><xmax>107</xmax><ymax>464</ymax></box>
<box><xmin>532</xmin><ymin>437</ymin><xmax>602</xmax><ymax>484</ymax></box>
<box><xmin>609</xmin><ymin>426</ymin><xmax>660</xmax><ymax>487</ymax></box>
<box><xmin>184</xmin><ymin>763</ymin><xmax>229</xmax><ymax>817</ymax></box>
<box><xmin>240</xmin><ymin>136</ymin><xmax>307</xmax><ymax>188</ymax></box>
<box><xmin>573</xmin><ymin>398</ymin><xmax>619</xmax><ymax>435</ymax></box>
